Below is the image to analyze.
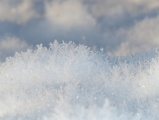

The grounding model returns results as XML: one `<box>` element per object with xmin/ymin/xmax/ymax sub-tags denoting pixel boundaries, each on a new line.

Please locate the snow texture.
<box><xmin>1</xmin><ymin>41</ymin><xmax>159</xmax><ymax>120</ymax></box>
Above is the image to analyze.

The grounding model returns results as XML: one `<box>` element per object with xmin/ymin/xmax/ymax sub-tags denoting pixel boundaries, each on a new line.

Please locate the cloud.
<box><xmin>45</xmin><ymin>0</ymin><xmax>96</xmax><ymax>30</ymax></box>
<box><xmin>0</xmin><ymin>0</ymin><xmax>37</xmax><ymax>24</ymax></box>
<box><xmin>0</xmin><ymin>37</ymin><xmax>31</xmax><ymax>61</ymax></box>
<box><xmin>0</xmin><ymin>0</ymin><xmax>159</xmax><ymax>58</ymax></box>
<box><xmin>111</xmin><ymin>15</ymin><xmax>159</xmax><ymax>56</ymax></box>
<box><xmin>91</xmin><ymin>0</ymin><xmax>159</xmax><ymax>18</ymax></box>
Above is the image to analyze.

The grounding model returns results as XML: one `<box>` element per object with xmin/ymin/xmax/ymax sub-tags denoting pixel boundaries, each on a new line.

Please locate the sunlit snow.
<box><xmin>1</xmin><ymin>41</ymin><xmax>159</xmax><ymax>120</ymax></box>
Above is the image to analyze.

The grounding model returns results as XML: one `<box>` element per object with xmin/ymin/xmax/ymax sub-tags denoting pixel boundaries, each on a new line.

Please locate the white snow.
<box><xmin>1</xmin><ymin>41</ymin><xmax>159</xmax><ymax>120</ymax></box>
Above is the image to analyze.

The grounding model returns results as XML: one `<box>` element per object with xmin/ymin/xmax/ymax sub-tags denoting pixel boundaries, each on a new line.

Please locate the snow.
<box><xmin>1</xmin><ymin>41</ymin><xmax>159</xmax><ymax>120</ymax></box>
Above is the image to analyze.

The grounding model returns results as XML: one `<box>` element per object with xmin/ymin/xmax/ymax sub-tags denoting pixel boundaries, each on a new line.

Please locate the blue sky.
<box><xmin>0</xmin><ymin>0</ymin><xmax>159</xmax><ymax>60</ymax></box>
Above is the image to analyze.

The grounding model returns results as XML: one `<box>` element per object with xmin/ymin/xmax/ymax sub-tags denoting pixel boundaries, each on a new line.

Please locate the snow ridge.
<box><xmin>1</xmin><ymin>41</ymin><xmax>159</xmax><ymax>120</ymax></box>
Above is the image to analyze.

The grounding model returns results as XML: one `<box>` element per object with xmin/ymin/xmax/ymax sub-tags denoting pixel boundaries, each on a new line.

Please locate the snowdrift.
<box><xmin>1</xmin><ymin>41</ymin><xmax>159</xmax><ymax>120</ymax></box>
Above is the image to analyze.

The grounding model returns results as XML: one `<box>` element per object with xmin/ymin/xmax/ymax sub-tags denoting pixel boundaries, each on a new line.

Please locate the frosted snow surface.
<box><xmin>1</xmin><ymin>41</ymin><xmax>159</xmax><ymax>120</ymax></box>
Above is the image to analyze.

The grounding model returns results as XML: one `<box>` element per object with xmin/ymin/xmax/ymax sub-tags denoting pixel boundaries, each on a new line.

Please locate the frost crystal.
<box><xmin>0</xmin><ymin>41</ymin><xmax>159</xmax><ymax>120</ymax></box>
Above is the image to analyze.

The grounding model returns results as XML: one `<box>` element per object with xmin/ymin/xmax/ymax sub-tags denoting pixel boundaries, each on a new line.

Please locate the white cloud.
<box><xmin>111</xmin><ymin>15</ymin><xmax>159</xmax><ymax>56</ymax></box>
<box><xmin>91</xmin><ymin>0</ymin><xmax>159</xmax><ymax>18</ymax></box>
<box><xmin>0</xmin><ymin>37</ymin><xmax>29</xmax><ymax>50</ymax></box>
<box><xmin>0</xmin><ymin>37</ymin><xmax>31</xmax><ymax>61</ymax></box>
<box><xmin>45</xmin><ymin>0</ymin><xmax>96</xmax><ymax>30</ymax></box>
<box><xmin>0</xmin><ymin>0</ymin><xmax>37</xmax><ymax>24</ymax></box>
<box><xmin>0</xmin><ymin>0</ymin><xmax>159</xmax><ymax>57</ymax></box>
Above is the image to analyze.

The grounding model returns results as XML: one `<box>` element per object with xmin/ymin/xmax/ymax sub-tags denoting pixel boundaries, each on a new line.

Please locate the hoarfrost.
<box><xmin>1</xmin><ymin>41</ymin><xmax>159</xmax><ymax>120</ymax></box>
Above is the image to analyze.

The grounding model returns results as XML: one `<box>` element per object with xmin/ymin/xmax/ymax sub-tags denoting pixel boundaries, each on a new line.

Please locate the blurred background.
<box><xmin>0</xmin><ymin>0</ymin><xmax>159</xmax><ymax>61</ymax></box>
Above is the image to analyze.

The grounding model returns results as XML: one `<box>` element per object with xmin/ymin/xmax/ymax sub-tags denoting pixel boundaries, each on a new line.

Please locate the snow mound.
<box><xmin>1</xmin><ymin>41</ymin><xmax>159</xmax><ymax>120</ymax></box>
